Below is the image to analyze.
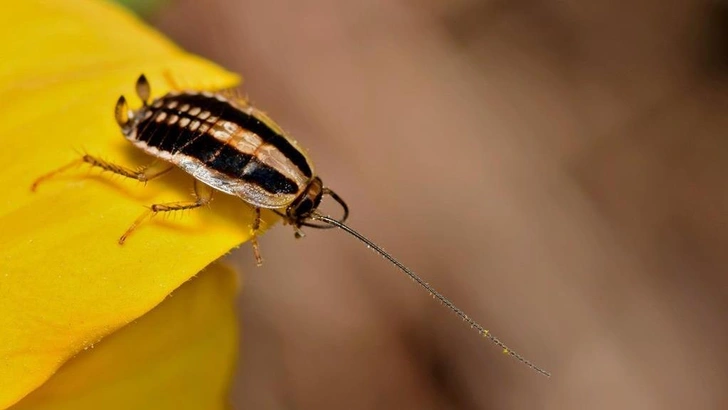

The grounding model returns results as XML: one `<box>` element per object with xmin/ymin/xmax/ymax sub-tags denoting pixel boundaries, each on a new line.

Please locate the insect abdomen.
<box><xmin>125</xmin><ymin>92</ymin><xmax>313</xmax><ymax>206</ymax></box>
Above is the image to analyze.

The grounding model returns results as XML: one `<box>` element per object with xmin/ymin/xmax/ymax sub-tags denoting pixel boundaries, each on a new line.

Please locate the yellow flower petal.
<box><xmin>0</xmin><ymin>1</ymin><xmax>271</xmax><ymax>407</ymax></box>
<box><xmin>9</xmin><ymin>263</ymin><xmax>239</xmax><ymax>410</ymax></box>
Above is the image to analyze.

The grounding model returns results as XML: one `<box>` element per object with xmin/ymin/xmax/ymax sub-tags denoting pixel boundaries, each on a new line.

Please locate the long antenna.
<box><xmin>310</xmin><ymin>213</ymin><xmax>551</xmax><ymax>377</ymax></box>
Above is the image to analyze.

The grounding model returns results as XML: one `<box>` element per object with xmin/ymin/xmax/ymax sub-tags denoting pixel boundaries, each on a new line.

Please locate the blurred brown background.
<box><xmin>141</xmin><ymin>0</ymin><xmax>728</xmax><ymax>408</ymax></box>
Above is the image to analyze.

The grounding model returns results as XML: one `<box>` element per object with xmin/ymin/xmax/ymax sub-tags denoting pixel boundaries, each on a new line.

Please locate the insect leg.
<box><xmin>162</xmin><ymin>70</ymin><xmax>182</xmax><ymax>91</ymax></box>
<box><xmin>119</xmin><ymin>180</ymin><xmax>213</xmax><ymax>244</ymax></box>
<box><xmin>251</xmin><ymin>207</ymin><xmax>263</xmax><ymax>267</ymax></box>
<box><xmin>30</xmin><ymin>158</ymin><xmax>84</xmax><ymax>191</ymax></box>
<box><xmin>31</xmin><ymin>155</ymin><xmax>173</xmax><ymax>191</ymax></box>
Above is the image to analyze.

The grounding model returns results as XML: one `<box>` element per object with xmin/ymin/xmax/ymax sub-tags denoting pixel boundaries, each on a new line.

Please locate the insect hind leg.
<box><xmin>119</xmin><ymin>180</ymin><xmax>213</xmax><ymax>244</ymax></box>
<box><xmin>163</xmin><ymin>70</ymin><xmax>182</xmax><ymax>91</ymax></box>
<box><xmin>251</xmin><ymin>207</ymin><xmax>264</xmax><ymax>267</ymax></box>
<box><xmin>31</xmin><ymin>154</ymin><xmax>172</xmax><ymax>192</ymax></box>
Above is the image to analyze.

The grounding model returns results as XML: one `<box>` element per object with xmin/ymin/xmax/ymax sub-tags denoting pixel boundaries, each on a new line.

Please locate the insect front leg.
<box><xmin>251</xmin><ymin>207</ymin><xmax>263</xmax><ymax>267</ymax></box>
<box><xmin>119</xmin><ymin>180</ymin><xmax>213</xmax><ymax>244</ymax></box>
<box><xmin>31</xmin><ymin>154</ymin><xmax>173</xmax><ymax>191</ymax></box>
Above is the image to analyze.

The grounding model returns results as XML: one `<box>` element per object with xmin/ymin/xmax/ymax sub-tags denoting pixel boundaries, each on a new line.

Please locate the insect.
<box><xmin>32</xmin><ymin>74</ymin><xmax>551</xmax><ymax>377</ymax></box>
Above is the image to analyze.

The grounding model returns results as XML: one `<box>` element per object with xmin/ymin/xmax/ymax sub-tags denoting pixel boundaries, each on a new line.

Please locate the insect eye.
<box><xmin>294</xmin><ymin>198</ymin><xmax>315</xmax><ymax>217</ymax></box>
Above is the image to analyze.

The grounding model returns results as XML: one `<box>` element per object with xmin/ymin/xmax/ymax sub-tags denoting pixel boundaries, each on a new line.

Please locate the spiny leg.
<box><xmin>31</xmin><ymin>154</ymin><xmax>173</xmax><ymax>192</ymax></box>
<box><xmin>251</xmin><ymin>207</ymin><xmax>263</xmax><ymax>267</ymax></box>
<box><xmin>119</xmin><ymin>180</ymin><xmax>213</xmax><ymax>244</ymax></box>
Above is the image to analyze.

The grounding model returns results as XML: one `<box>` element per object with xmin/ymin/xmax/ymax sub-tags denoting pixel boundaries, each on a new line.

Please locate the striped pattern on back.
<box><xmin>126</xmin><ymin>92</ymin><xmax>314</xmax><ymax>197</ymax></box>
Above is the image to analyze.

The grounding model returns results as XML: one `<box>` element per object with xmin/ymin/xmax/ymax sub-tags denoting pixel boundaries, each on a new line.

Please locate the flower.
<box><xmin>9</xmin><ymin>263</ymin><xmax>240</xmax><ymax>410</ymax></box>
<box><xmin>0</xmin><ymin>1</ymin><xmax>268</xmax><ymax>407</ymax></box>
